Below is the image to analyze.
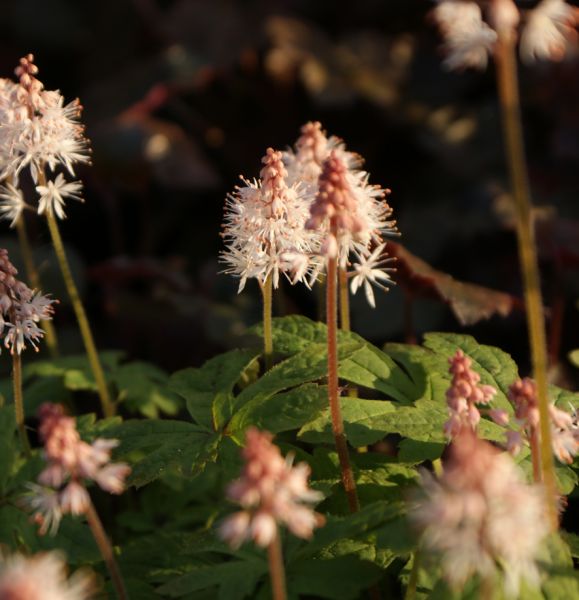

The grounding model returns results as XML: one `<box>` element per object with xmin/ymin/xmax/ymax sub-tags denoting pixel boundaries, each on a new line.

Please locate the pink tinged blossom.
<box><xmin>219</xmin><ymin>428</ymin><xmax>324</xmax><ymax>549</ymax></box>
<box><xmin>94</xmin><ymin>463</ymin><xmax>132</xmax><ymax>494</ymax></box>
<box><xmin>25</xmin><ymin>484</ymin><xmax>63</xmax><ymax>536</ymax></box>
<box><xmin>489</xmin><ymin>408</ymin><xmax>510</xmax><ymax>426</ymax></box>
<box><xmin>60</xmin><ymin>482</ymin><xmax>90</xmax><ymax>515</ymax></box>
<box><xmin>36</xmin><ymin>174</ymin><xmax>83</xmax><ymax>220</ymax></box>
<box><xmin>410</xmin><ymin>431</ymin><xmax>549</xmax><ymax>595</ymax></box>
<box><xmin>443</xmin><ymin>350</ymin><xmax>498</xmax><ymax>438</ymax></box>
<box><xmin>0</xmin><ymin>551</ymin><xmax>94</xmax><ymax>600</ymax></box>
<box><xmin>520</xmin><ymin>0</ymin><xmax>577</xmax><ymax>63</ymax></box>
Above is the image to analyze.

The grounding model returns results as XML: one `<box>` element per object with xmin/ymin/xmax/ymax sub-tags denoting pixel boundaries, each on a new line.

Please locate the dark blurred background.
<box><xmin>1</xmin><ymin>0</ymin><xmax>578</xmax><ymax>383</ymax></box>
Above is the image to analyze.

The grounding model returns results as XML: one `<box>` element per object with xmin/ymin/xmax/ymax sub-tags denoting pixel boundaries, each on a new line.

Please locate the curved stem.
<box><xmin>338</xmin><ymin>267</ymin><xmax>351</xmax><ymax>332</ymax></box>
<box><xmin>12</xmin><ymin>353</ymin><xmax>30</xmax><ymax>457</ymax></box>
<box><xmin>86</xmin><ymin>500</ymin><xmax>128</xmax><ymax>600</ymax></box>
<box><xmin>45</xmin><ymin>208</ymin><xmax>114</xmax><ymax>418</ymax></box>
<box><xmin>495</xmin><ymin>31</ymin><xmax>557</xmax><ymax>528</ymax></box>
<box><xmin>327</xmin><ymin>255</ymin><xmax>360</xmax><ymax>513</ymax></box>
<box><xmin>261</xmin><ymin>274</ymin><xmax>273</xmax><ymax>371</ymax></box>
<box><xmin>267</xmin><ymin>530</ymin><xmax>287</xmax><ymax>600</ymax></box>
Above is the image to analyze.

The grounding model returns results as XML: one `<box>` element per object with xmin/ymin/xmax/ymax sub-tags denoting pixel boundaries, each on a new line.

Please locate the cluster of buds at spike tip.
<box><xmin>431</xmin><ymin>0</ymin><xmax>578</xmax><ymax>69</ymax></box>
<box><xmin>443</xmin><ymin>350</ymin><xmax>502</xmax><ymax>437</ymax></box>
<box><xmin>218</xmin><ymin>428</ymin><xmax>325</xmax><ymax>549</ymax></box>
<box><xmin>410</xmin><ymin>429</ymin><xmax>549</xmax><ymax>597</ymax></box>
<box><xmin>500</xmin><ymin>377</ymin><xmax>579</xmax><ymax>463</ymax></box>
<box><xmin>0</xmin><ymin>551</ymin><xmax>94</xmax><ymax>600</ymax></box>
<box><xmin>0</xmin><ymin>54</ymin><xmax>89</xmax><ymax>222</ymax></box>
<box><xmin>221</xmin><ymin>147</ymin><xmax>322</xmax><ymax>292</ymax></box>
<box><xmin>26</xmin><ymin>403</ymin><xmax>130</xmax><ymax>536</ymax></box>
<box><xmin>0</xmin><ymin>248</ymin><xmax>55</xmax><ymax>354</ymax></box>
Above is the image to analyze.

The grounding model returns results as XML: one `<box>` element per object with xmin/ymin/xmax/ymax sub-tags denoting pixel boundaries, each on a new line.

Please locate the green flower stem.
<box><xmin>267</xmin><ymin>530</ymin><xmax>287</xmax><ymax>600</ymax></box>
<box><xmin>338</xmin><ymin>267</ymin><xmax>351</xmax><ymax>332</ymax></box>
<box><xmin>44</xmin><ymin>206</ymin><xmax>114</xmax><ymax>418</ymax></box>
<box><xmin>261</xmin><ymin>274</ymin><xmax>274</xmax><ymax>371</ymax></box>
<box><xmin>327</xmin><ymin>252</ymin><xmax>360</xmax><ymax>513</ymax></box>
<box><xmin>12</xmin><ymin>352</ymin><xmax>30</xmax><ymax>457</ymax></box>
<box><xmin>495</xmin><ymin>31</ymin><xmax>557</xmax><ymax>528</ymax></box>
<box><xmin>404</xmin><ymin>552</ymin><xmax>420</xmax><ymax>600</ymax></box>
<box><xmin>15</xmin><ymin>218</ymin><xmax>59</xmax><ymax>358</ymax></box>
<box><xmin>86</xmin><ymin>500</ymin><xmax>128</xmax><ymax>600</ymax></box>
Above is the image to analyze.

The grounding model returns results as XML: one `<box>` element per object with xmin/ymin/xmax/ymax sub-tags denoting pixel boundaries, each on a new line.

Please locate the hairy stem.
<box><xmin>267</xmin><ymin>530</ymin><xmax>287</xmax><ymax>600</ymax></box>
<box><xmin>261</xmin><ymin>274</ymin><xmax>273</xmax><ymax>371</ymax></box>
<box><xmin>86</xmin><ymin>501</ymin><xmax>128</xmax><ymax>600</ymax></box>
<box><xmin>495</xmin><ymin>31</ymin><xmax>557</xmax><ymax>528</ymax></box>
<box><xmin>44</xmin><ymin>206</ymin><xmax>114</xmax><ymax>418</ymax></box>
<box><xmin>12</xmin><ymin>353</ymin><xmax>30</xmax><ymax>457</ymax></box>
<box><xmin>327</xmin><ymin>254</ymin><xmax>360</xmax><ymax>513</ymax></box>
<box><xmin>338</xmin><ymin>267</ymin><xmax>351</xmax><ymax>332</ymax></box>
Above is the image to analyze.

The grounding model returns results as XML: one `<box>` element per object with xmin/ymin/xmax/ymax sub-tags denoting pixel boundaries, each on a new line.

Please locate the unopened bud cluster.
<box><xmin>27</xmin><ymin>403</ymin><xmax>130</xmax><ymax>535</ymax></box>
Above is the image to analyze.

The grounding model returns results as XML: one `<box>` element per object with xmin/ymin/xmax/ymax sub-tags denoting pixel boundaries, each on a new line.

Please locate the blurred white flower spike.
<box><xmin>432</xmin><ymin>0</ymin><xmax>578</xmax><ymax>69</ymax></box>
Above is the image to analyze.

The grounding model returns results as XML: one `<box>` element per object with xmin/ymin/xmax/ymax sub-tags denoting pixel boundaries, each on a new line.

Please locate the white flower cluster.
<box><xmin>0</xmin><ymin>248</ymin><xmax>55</xmax><ymax>354</ymax></box>
<box><xmin>222</xmin><ymin>122</ymin><xmax>397</xmax><ymax>307</ymax></box>
<box><xmin>432</xmin><ymin>0</ymin><xmax>577</xmax><ymax>69</ymax></box>
<box><xmin>0</xmin><ymin>54</ymin><xmax>89</xmax><ymax>224</ymax></box>
<box><xmin>411</xmin><ymin>431</ymin><xmax>549</xmax><ymax>597</ymax></box>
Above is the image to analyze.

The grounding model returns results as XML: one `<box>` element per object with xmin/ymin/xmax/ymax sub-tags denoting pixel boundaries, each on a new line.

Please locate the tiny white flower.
<box><xmin>36</xmin><ymin>173</ymin><xmax>83</xmax><ymax>219</ymax></box>
<box><xmin>349</xmin><ymin>243</ymin><xmax>395</xmax><ymax>308</ymax></box>
<box><xmin>0</xmin><ymin>182</ymin><xmax>29</xmax><ymax>228</ymax></box>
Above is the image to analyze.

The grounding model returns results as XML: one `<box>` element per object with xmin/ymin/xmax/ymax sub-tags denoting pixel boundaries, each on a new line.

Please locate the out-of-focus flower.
<box><xmin>221</xmin><ymin>147</ymin><xmax>321</xmax><ymax>292</ymax></box>
<box><xmin>0</xmin><ymin>551</ymin><xmax>94</xmax><ymax>600</ymax></box>
<box><xmin>443</xmin><ymin>349</ymin><xmax>498</xmax><ymax>437</ymax></box>
<box><xmin>0</xmin><ymin>248</ymin><xmax>55</xmax><ymax>354</ymax></box>
<box><xmin>410</xmin><ymin>430</ymin><xmax>549</xmax><ymax>596</ymax></box>
<box><xmin>26</xmin><ymin>403</ymin><xmax>130</xmax><ymax>535</ymax></box>
<box><xmin>432</xmin><ymin>0</ymin><xmax>577</xmax><ymax>69</ymax></box>
<box><xmin>520</xmin><ymin>0</ymin><xmax>577</xmax><ymax>62</ymax></box>
<box><xmin>432</xmin><ymin>1</ymin><xmax>497</xmax><ymax>70</ymax></box>
<box><xmin>505</xmin><ymin>377</ymin><xmax>579</xmax><ymax>462</ymax></box>
<box><xmin>219</xmin><ymin>427</ymin><xmax>324</xmax><ymax>549</ymax></box>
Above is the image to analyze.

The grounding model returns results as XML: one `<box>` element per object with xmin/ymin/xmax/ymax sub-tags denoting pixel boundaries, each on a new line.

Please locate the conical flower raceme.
<box><xmin>26</xmin><ymin>403</ymin><xmax>130</xmax><ymax>535</ymax></box>
<box><xmin>410</xmin><ymin>430</ymin><xmax>549</xmax><ymax>596</ymax></box>
<box><xmin>0</xmin><ymin>248</ymin><xmax>55</xmax><ymax>354</ymax></box>
<box><xmin>0</xmin><ymin>551</ymin><xmax>93</xmax><ymax>600</ymax></box>
<box><xmin>443</xmin><ymin>350</ymin><xmax>501</xmax><ymax>437</ymax></box>
<box><xmin>221</xmin><ymin>147</ymin><xmax>322</xmax><ymax>292</ymax></box>
<box><xmin>503</xmin><ymin>377</ymin><xmax>579</xmax><ymax>463</ymax></box>
<box><xmin>0</xmin><ymin>54</ymin><xmax>89</xmax><ymax>221</ymax></box>
<box><xmin>432</xmin><ymin>0</ymin><xmax>578</xmax><ymax>69</ymax></box>
<box><xmin>219</xmin><ymin>427</ymin><xmax>325</xmax><ymax>549</ymax></box>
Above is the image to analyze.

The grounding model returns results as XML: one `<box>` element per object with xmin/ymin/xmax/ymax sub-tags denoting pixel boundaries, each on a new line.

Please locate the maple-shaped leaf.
<box><xmin>388</xmin><ymin>241</ymin><xmax>523</xmax><ymax>326</ymax></box>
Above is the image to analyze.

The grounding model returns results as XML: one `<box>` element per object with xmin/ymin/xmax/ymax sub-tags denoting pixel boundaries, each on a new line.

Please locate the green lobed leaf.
<box><xmin>155</xmin><ymin>559</ymin><xmax>267</xmax><ymax>598</ymax></box>
<box><xmin>227</xmin><ymin>383</ymin><xmax>328</xmax><ymax>442</ymax></box>
<box><xmin>108</xmin><ymin>419</ymin><xmax>212</xmax><ymax>487</ymax></box>
<box><xmin>169</xmin><ymin>349</ymin><xmax>259</xmax><ymax>431</ymax></box>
